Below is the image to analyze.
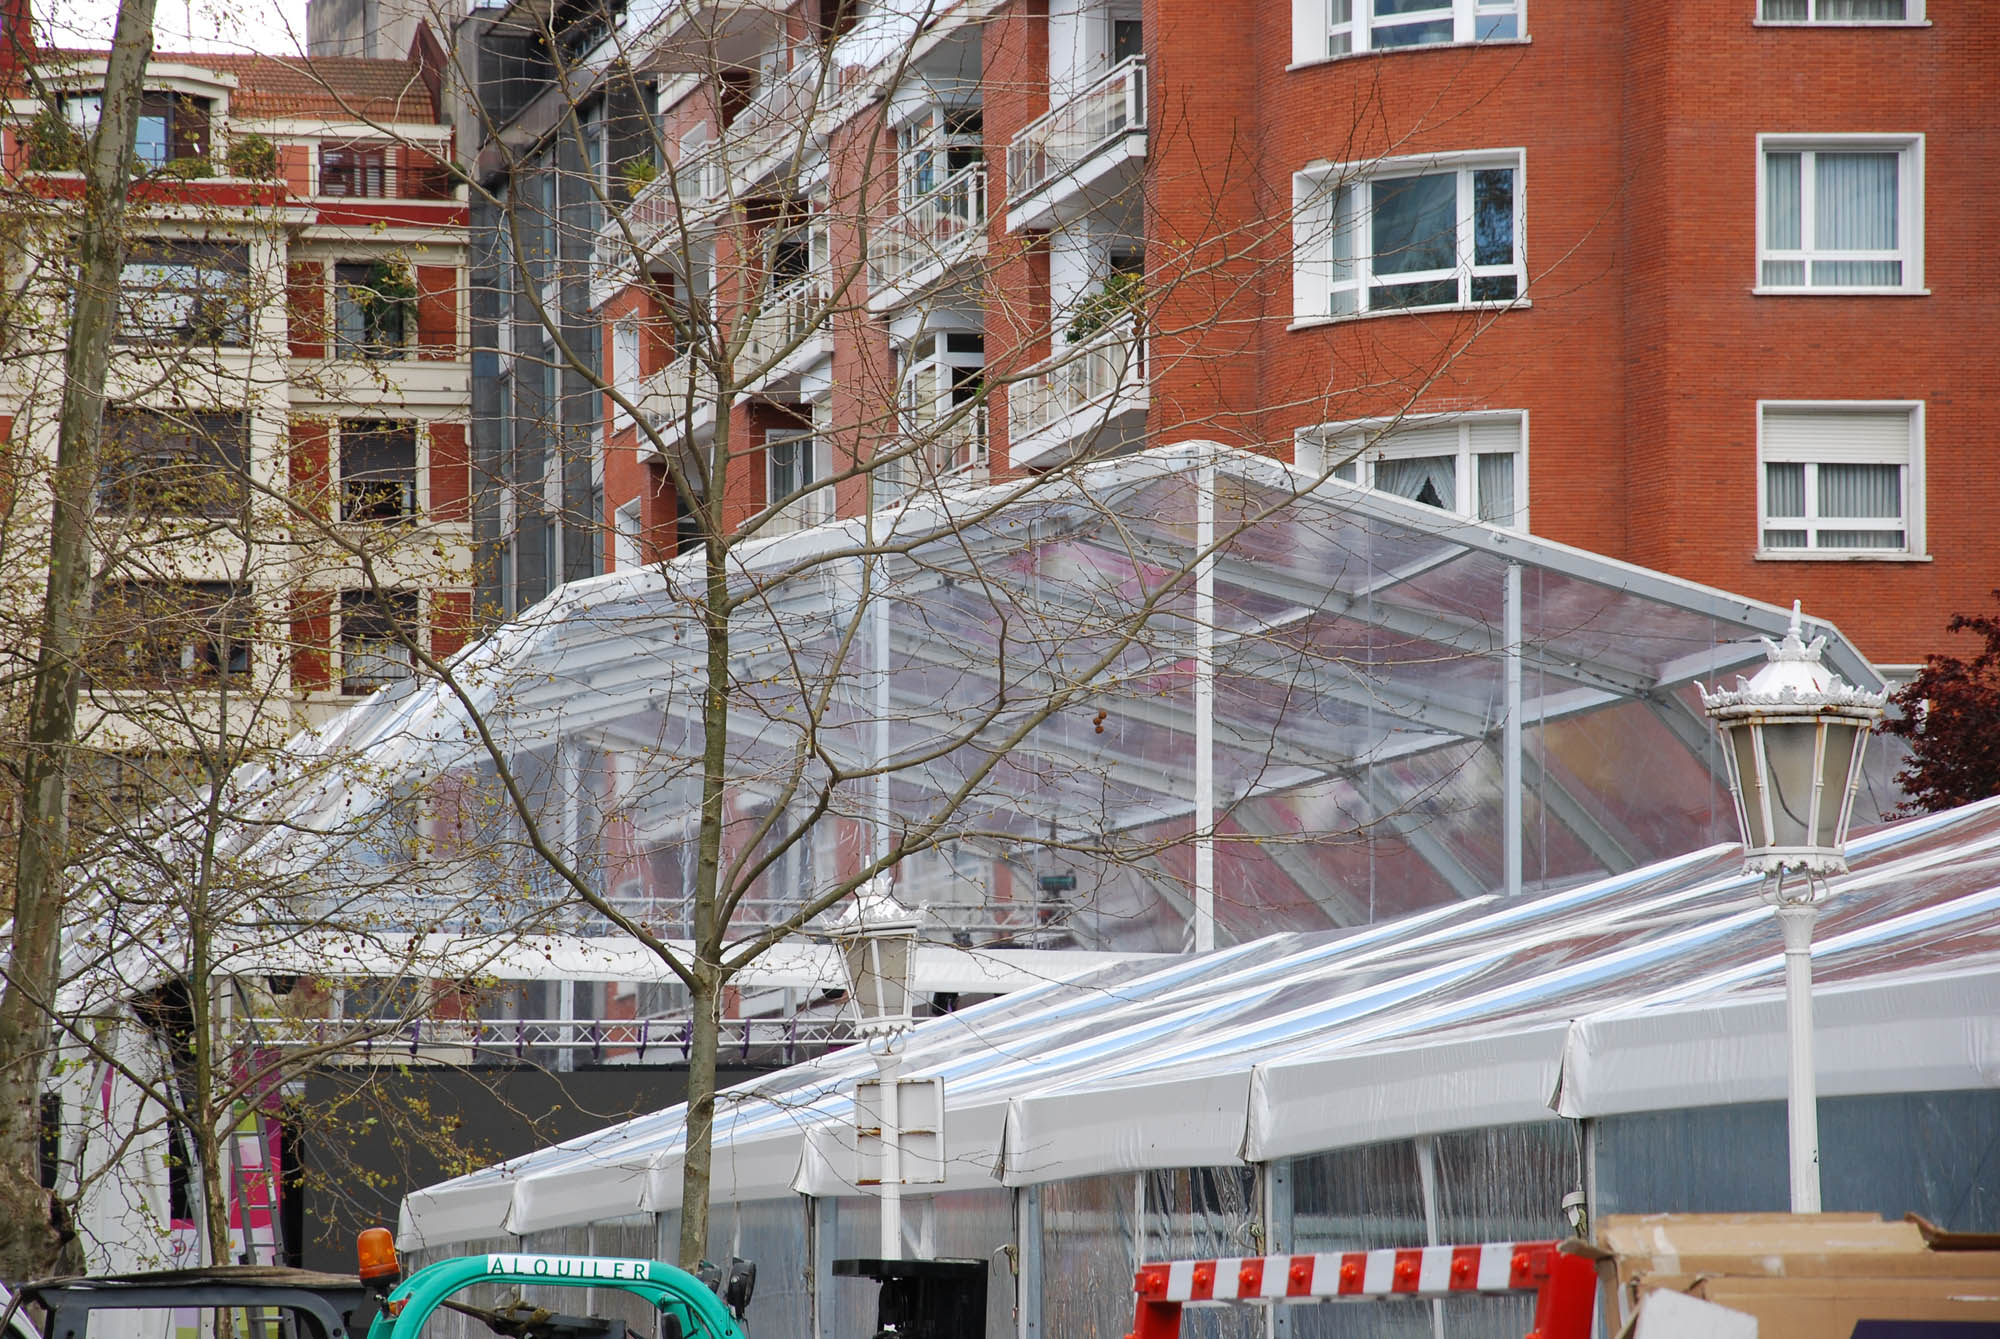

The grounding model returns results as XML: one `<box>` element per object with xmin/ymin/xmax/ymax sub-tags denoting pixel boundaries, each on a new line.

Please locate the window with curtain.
<box><xmin>1759</xmin><ymin>403</ymin><xmax>1921</xmax><ymax>555</ymax></box>
<box><xmin>1308</xmin><ymin>413</ymin><xmax>1526</xmax><ymax>529</ymax></box>
<box><xmin>1759</xmin><ymin>0</ymin><xmax>1914</xmax><ymax>21</ymax></box>
<box><xmin>1306</xmin><ymin>0</ymin><xmax>1519</xmax><ymax>61</ymax></box>
<box><xmin>1759</xmin><ymin>138</ymin><xmax>1919</xmax><ymax>291</ymax></box>
<box><xmin>1294</xmin><ymin>155</ymin><xmax>1523</xmax><ymax>319</ymax></box>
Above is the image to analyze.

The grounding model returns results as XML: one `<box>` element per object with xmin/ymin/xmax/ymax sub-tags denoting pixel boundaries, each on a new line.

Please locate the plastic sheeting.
<box><xmin>401</xmin><ymin>797</ymin><xmax>2000</xmax><ymax>1251</ymax></box>
<box><xmin>223</xmin><ymin>442</ymin><xmax>1903</xmax><ymax>980</ymax></box>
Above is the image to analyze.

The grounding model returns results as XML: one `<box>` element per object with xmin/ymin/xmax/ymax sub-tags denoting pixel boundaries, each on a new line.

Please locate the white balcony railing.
<box><xmin>1008</xmin><ymin>325</ymin><xmax>1147</xmax><ymax>446</ymax></box>
<box><xmin>870</xmin><ymin>163</ymin><xmax>988</xmax><ymax>293</ymax></box>
<box><xmin>1007</xmin><ymin>57</ymin><xmax>1147</xmax><ymax>202</ymax></box>
<box><xmin>637</xmin><ymin>347</ymin><xmax>720</xmax><ymax>447</ymax></box>
<box><xmin>741</xmin><ymin>273</ymin><xmax>830</xmax><ymax>370</ymax></box>
<box><xmin>889</xmin><ymin>405</ymin><xmax>989</xmax><ymax>491</ymax></box>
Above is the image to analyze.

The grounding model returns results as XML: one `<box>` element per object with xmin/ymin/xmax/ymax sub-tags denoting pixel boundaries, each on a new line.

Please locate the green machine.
<box><xmin>357</xmin><ymin>1230</ymin><xmax>753</xmax><ymax>1339</ymax></box>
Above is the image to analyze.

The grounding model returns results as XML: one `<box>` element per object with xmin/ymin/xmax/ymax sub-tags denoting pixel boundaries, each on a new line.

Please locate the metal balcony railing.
<box><xmin>637</xmin><ymin>347</ymin><xmax>720</xmax><ymax>442</ymax></box>
<box><xmin>886</xmin><ymin>406</ymin><xmax>989</xmax><ymax>494</ymax></box>
<box><xmin>870</xmin><ymin>163</ymin><xmax>987</xmax><ymax>292</ymax></box>
<box><xmin>1007</xmin><ymin>57</ymin><xmax>1147</xmax><ymax>202</ymax></box>
<box><xmin>741</xmin><ymin>273</ymin><xmax>830</xmax><ymax>368</ymax></box>
<box><xmin>1008</xmin><ymin>325</ymin><xmax>1148</xmax><ymax>445</ymax></box>
<box><xmin>241</xmin><ymin>1015</ymin><xmax>854</xmax><ymax>1064</ymax></box>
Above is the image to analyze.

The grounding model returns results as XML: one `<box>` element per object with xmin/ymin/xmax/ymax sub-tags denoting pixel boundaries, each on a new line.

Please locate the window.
<box><xmin>134</xmin><ymin>91</ymin><xmax>211</xmax><ymax>168</ymax></box>
<box><xmin>334</xmin><ymin>261</ymin><xmax>413</xmax><ymax>359</ymax></box>
<box><xmin>89</xmin><ymin>582</ymin><xmax>251</xmax><ymax>686</ymax></box>
<box><xmin>1295</xmin><ymin>0</ymin><xmax>1518</xmax><ymax>63</ymax></box>
<box><xmin>320</xmin><ymin>142</ymin><xmax>389</xmax><ymax>196</ymax></box>
<box><xmin>891</xmin><ymin>332</ymin><xmax>986</xmax><ymax>489</ymax></box>
<box><xmin>611</xmin><ymin>319</ymin><xmax>640</xmax><ymax>427</ymax></box>
<box><xmin>898</xmin><ymin>107</ymin><xmax>982</xmax><ymax>205</ymax></box>
<box><xmin>765</xmin><ymin>429</ymin><xmax>829</xmax><ymax>533</ymax></box>
<box><xmin>1294</xmin><ymin>154</ymin><xmax>1523</xmax><ymax>319</ymax></box>
<box><xmin>340</xmin><ymin>420</ymin><xmax>418</xmax><ymax>522</ymax></box>
<box><xmin>1759</xmin><ymin>137</ymin><xmax>1921</xmax><ymax>292</ymax></box>
<box><xmin>1758</xmin><ymin>403</ymin><xmax>1921</xmax><ymax>555</ymax></box>
<box><xmin>1759</xmin><ymin>0</ymin><xmax>1917</xmax><ymax>21</ymax></box>
<box><xmin>613</xmin><ymin>498</ymin><xmax>643</xmax><ymax>570</ymax></box>
<box><xmin>1303</xmin><ymin>413</ymin><xmax>1526</xmax><ymax>528</ymax></box>
<box><xmin>341</xmin><ymin>590</ymin><xmax>418</xmax><ymax>694</ymax></box>
<box><xmin>118</xmin><ymin>241</ymin><xmax>252</xmax><ymax>346</ymax></box>
<box><xmin>99</xmin><ymin>408</ymin><xmax>248</xmax><ymax>515</ymax></box>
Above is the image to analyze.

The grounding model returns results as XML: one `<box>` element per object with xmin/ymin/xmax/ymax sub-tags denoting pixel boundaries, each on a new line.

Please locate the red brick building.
<box><xmin>472</xmin><ymin>0</ymin><xmax>1991</xmax><ymax>668</ymax></box>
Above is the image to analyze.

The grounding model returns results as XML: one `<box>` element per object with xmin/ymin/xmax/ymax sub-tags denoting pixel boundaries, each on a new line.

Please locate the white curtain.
<box><xmin>1819</xmin><ymin>462</ymin><xmax>1900</xmax><ymax>520</ymax></box>
<box><xmin>1476</xmin><ymin>452</ymin><xmax>1515</xmax><ymax>525</ymax></box>
<box><xmin>1820</xmin><ymin>0</ymin><xmax>1905</xmax><ymax>18</ymax></box>
<box><xmin>1375</xmin><ymin>454</ymin><xmax>1456</xmax><ymax>511</ymax></box>
<box><xmin>1814</xmin><ymin>151</ymin><xmax>1900</xmax><ymax>285</ymax></box>
<box><xmin>1763</xmin><ymin>152</ymin><xmax>1804</xmax><ymax>285</ymax></box>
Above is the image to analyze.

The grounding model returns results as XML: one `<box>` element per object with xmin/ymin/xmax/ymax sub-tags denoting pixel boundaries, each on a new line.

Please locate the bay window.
<box><xmin>1758</xmin><ymin>136</ymin><xmax>1922</xmax><ymax>292</ymax></box>
<box><xmin>1758</xmin><ymin>403</ymin><xmax>1921</xmax><ymax>556</ymax></box>
<box><xmin>1294</xmin><ymin>152</ymin><xmax>1524</xmax><ymax>319</ymax></box>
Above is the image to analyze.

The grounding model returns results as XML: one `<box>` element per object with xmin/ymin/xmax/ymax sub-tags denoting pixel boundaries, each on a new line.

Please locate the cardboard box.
<box><xmin>1587</xmin><ymin>1213</ymin><xmax>2000</xmax><ymax>1339</ymax></box>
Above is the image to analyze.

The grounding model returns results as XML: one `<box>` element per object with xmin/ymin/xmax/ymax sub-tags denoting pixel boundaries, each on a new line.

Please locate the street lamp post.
<box><xmin>1700</xmin><ymin>601</ymin><xmax>1885</xmax><ymax>1213</ymax></box>
<box><xmin>829</xmin><ymin>875</ymin><xmax>923</xmax><ymax>1259</ymax></box>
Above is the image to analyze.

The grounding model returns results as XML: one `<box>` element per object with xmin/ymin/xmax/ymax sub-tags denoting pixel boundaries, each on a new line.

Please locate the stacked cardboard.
<box><xmin>1587</xmin><ymin>1213</ymin><xmax>2000</xmax><ymax>1339</ymax></box>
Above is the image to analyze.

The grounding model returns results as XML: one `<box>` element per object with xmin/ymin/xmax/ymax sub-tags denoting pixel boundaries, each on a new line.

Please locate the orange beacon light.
<box><xmin>358</xmin><ymin>1228</ymin><xmax>403</xmax><ymax>1291</ymax></box>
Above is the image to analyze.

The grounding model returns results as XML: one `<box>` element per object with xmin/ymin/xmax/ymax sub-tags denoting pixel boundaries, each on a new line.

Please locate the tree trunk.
<box><xmin>677</xmin><ymin>490</ymin><xmax>734</xmax><ymax>1270</ymax></box>
<box><xmin>0</xmin><ymin>0</ymin><xmax>158</xmax><ymax>1280</ymax></box>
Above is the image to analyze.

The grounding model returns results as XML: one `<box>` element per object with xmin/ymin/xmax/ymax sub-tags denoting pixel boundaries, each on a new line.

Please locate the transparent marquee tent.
<box><xmin>398</xmin><ymin>798</ymin><xmax>2000</xmax><ymax>1339</ymax></box>
<box><xmin>240</xmin><ymin>441</ymin><xmax>1901</xmax><ymax>952</ymax></box>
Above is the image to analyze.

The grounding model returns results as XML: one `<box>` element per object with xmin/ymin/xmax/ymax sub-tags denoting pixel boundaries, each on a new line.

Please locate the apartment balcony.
<box><xmin>739</xmin><ymin>273</ymin><xmax>833</xmax><ymax>394</ymax></box>
<box><xmin>635</xmin><ymin>348</ymin><xmax>720</xmax><ymax>461</ymax></box>
<box><xmin>868</xmin><ymin>164</ymin><xmax>988</xmax><ymax>311</ymax></box>
<box><xmin>615</xmin><ymin>147</ymin><xmax>731</xmax><ymax>261</ymax></box>
<box><xmin>1006</xmin><ymin>326</ymin><xmax>1148</xmax><ymax>469</ymax></box>
<box><xmin>1006</xmin><ymin>57</ymin><xmax>1148</xmax><ymax>233</ymax></box>
<box><xmin>883</xmin><ymin>406</ymin><xmax>990</xmax><ymax>499</ymax></box>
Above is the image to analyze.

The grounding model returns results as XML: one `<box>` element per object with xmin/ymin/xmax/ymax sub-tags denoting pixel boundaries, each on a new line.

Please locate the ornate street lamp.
<box><xmin>828</xmin><ymin>875</ymin><xmax>924</xmax><ymax>1259</ymax></box>
<box><xmin>1700</xmin><ymin>601</ymin><xmax>1885</xmax><ymax>1213</ymax></box>
<box><xmin>830</xmin><ymin>874</ymin><xmax>923</xmax><ymax>1039</ymax></box>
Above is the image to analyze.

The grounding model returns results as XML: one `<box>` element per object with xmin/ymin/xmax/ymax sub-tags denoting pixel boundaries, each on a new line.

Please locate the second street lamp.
<box><xmin>828</xmin><ymin>875</ymin><xmax>924</xmax><ymax>1258</ymax></box>
<box><xmin>1700</xmin><ymin>601</ymin><xmax>1885</xmax><ymax>1213</ymax></box>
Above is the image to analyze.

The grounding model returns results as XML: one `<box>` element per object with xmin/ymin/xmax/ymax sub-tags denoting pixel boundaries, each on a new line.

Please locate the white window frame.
<box><xmin>1293</xmin><ymin>0</ymin><xmax>1522</xmax><ymax>66</ymax></box>
<box><xmin>611</xmin><ymin>318</ymin><xmax>640</xmax><ymax>428</ymax></box>
<box><xmin>1755</xmin><ymin>134</ymin><xmax>1924</xmax><ymax>295</ymax></box>
<box><xmin>613</xmin><ymin>497</ymin><xmax>643</xmax><ymax>570</ymax></box>
<box><xmin>1756</xmin><ymin>400</ymin><xmax>1924</xmax><ymax>559</ymax></box>
<box><xmin>1293</xmin><ymin>150</ymin><xmax>1526</xmax><ymax>322</ymax></box>
<box><xmin>765</xmin><ymin>428</ymin><xmax>830</xmax><ymax>534</ymax></box>
<box><xmin>1296</xmin><ymin>411</ymin><xmax>1529</xmax><ymax>530</ymax></box>
<box><xmin>1755</xmin><ymin>0</ymin><xmax>1924</xmax><ymax>25</ymax></box>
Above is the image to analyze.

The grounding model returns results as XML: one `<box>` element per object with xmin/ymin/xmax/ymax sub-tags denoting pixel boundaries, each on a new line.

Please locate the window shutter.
<box><xmin>1372</xmin><ymin>422</ymin><xmax>1459</xmax><ymax>460</ymax></box>
<box><xmin>1292</xmin><ymin>0</ymin><xmax>1323</xmax><ymax>65</ymax></box>
<box><xmin>289</xmin><ymin>417</ymin><xmax>331</xmax><ymax>517</ymax></box>
<box><xmin>1293</xmin><ymin>174</ymin><xmax>1334</xmax><ymax>319</ymax></box>
<box><xmin>415</xmin><ymin>266</ymin><xmax>458</xmax><ymax>359</ymax></box>
<box><xmin>430</xmin><ymin>590</ymin><xmax>473</xmax><ymax>660</ymax></box>
<box><xmin>290</xmin><ymin>589</ymin><xmax>333</xmax><ymax>693</ymax></box>
<box><xmin>1762</xmin><ymin>407</ymin><xmax>1911</xmax><ymax>465</ymax></box>
<box><xmin>427</xmin><ymin>422</ymin><xmax>470</xmax><ymax>522</ymax></box>
<box><xmin>1467</xmin><ymin>418</ymin><xmax>1522</xmax><ymax>455</ymax></box>
<box><xmin>278</xmin><ymin>143</ymin><xmax>311</xmax><ymax>195</ymax></box>
<box><xmin>286</xmin><ymin>260</ymin><xmax>326</xmax><ymax>357</ymax></box>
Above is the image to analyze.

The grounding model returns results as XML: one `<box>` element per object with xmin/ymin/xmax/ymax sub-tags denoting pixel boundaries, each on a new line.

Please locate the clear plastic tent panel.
<box><xmin>239</xmin><ymin>444</ymin><xmax>1899</xmax><ymax>957</ymax></box>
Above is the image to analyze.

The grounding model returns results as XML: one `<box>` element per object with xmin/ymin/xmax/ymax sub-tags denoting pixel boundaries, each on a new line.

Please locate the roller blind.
<box><xmin>1762</xmin><ymin>406</ymin><xmax>1912</xmax><ymax>465</ymax></box>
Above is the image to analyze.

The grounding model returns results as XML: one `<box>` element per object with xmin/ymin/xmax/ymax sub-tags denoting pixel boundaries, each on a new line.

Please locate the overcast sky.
<box><xmin>40</xmin><ymin>0</ymin><xmax>308</xmax><ymax>56</ymax></box>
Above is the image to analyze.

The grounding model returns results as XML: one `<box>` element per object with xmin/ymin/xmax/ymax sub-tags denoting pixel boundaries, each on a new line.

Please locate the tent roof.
<box><xmin>247</xmin><ymin>442</ymin><xmax>1899</xmax><ymax>952</ymax></box>
<box><xmin>397</xmin><ymin>797</ymin><xmax>2000</xmax><ymax>1248</ymax></box>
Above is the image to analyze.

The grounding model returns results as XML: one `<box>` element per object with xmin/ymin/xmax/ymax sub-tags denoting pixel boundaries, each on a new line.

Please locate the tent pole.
<box><xmin>1505</xmin><ymin>561</ymin><xmax>1523</xmax><ymax>898</ymax></box>
<box><xmin>1194</xmin><ymin>458</ymin><xmax>1216</xmax><ymax>953</ymax></box>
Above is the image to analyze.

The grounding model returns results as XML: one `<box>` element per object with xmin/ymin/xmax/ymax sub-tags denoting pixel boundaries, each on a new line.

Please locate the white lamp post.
<box><xmin>1700</xmin><ymin>601</ymin><xmax>1884</xmax><ymax>1213</ymax></box>
<box><xmin>829</xmin><ymin>875</ymin><xmax>923</xmax><ymax>1258</ymax></box>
